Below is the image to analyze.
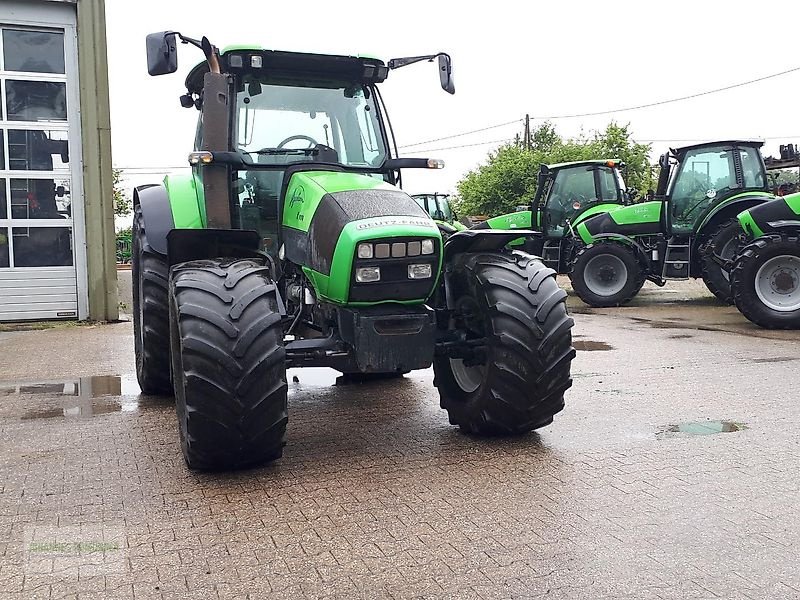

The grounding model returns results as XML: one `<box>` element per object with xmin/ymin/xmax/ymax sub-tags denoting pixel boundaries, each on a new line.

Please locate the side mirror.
<box><xmin>438</xmin><ymin>54</ymin><xmax>455</xmax><ymax>94</ymax></box>
<box><xmin>658</xmin><ymin>153</ymin><xmax>670</xmax><ymax>170</ymax></box>
<box><xmin>146</xmin><ymin>31</ymin><xmax>178</xmax><ymax>76</ymax></box>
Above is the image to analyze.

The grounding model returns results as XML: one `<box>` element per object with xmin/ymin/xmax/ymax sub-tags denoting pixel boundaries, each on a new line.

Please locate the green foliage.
<box><xmin>113</xmin><ymin>168</ymin><xmax>132</xmax><ymax>217</ymax></box>
<box><xmin>116</xmin><ymin>226</ymin><xmax>132</xmax><ymax>264</ymax></box>
<box><xmin>768</xmin><ymin>168</ymin><xmax>800</xmax><ymax>194</ymax></box>
<box><xmin>455</xmin><ymin>122</ymin><xmax>656</xmax><ymax>217</ymax></box>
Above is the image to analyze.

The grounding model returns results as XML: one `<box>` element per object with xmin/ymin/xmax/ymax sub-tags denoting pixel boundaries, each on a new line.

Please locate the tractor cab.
<box><xmin>534</xmin><ymin>160</ymin><xmax>628</xmax><ymax>236</ymax></box>
<box><xmin>411</xmin><ymin>193</ymin><xmax>462</xmax><ymax>226</ymax></box>
<box><xmin>656</xmin><ymin>140</ymin><xmax>768</xmax><ymax>235</ymax></box>
<box><xmin>174</xmin><ymin>44</ymin><xmax>454</xmax><ymax>256</ymax></box>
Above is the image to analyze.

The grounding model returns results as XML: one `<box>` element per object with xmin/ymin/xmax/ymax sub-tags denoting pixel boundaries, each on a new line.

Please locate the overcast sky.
<box><xmin>106</xmin><ymin>0</ymin><xmax>800</xmax><ymax>197</ymax></box>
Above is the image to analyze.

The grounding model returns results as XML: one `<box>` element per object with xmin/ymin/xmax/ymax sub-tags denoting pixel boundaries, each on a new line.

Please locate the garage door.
<box><xmin>0</xmin><ymin>4</ymin><xmax>86</xmax><ymax>321</ymax></box>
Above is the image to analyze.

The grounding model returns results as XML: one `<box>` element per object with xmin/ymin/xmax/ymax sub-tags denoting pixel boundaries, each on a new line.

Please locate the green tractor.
<box><xmin>411</xmin><ymin>192</ymin><xmax>465</xmax><ymax>231</ymax></box>
<box><xmin>731</xmin><ymin>191</ymin><xmax>800</xmax><ymax>328</ymax></box>
<box><xmin>133</xmin><ymin>33</ymin><xmax>575</xmax><ymax>470</ymax></box>
<box><xmin>569</xmin><ymin>140</ymin><xmax>774</xmax><ymax>307</ymax></box>
<box><xmin>472</xmin><ymin>160</ymin><xmax>630</xmax><ymax>272</ymax></box>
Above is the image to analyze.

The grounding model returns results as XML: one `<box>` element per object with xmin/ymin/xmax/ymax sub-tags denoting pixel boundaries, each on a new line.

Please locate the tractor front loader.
<box><xmin>133</xmin><ymin>33</ymin><xmax>575</xmax><ymax>470</ymax></box>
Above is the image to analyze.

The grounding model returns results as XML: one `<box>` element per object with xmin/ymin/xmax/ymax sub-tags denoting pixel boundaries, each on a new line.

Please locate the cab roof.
<box><xmin>544</xmin><ymin>159</ymin><xmax>622</xmax><ymax>171</ymax></box>
<box><xmin>671</xmin><ymin>139</ymin><xmax>764</xmax><ymax>155</ymax></box>
<box><xmin>185</xmin><ymin>46</ymin><xmax>388</xmax><ymax>94</ymax></box>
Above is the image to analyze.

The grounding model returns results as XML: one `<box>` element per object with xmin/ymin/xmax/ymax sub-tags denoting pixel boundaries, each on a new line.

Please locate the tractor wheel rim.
<box><xmin>450</xmin><ymin>358</ymin><xmax>486</xmax><ymax>393</ymax></box>
<box><xmin>583</xmin><ymin>254</ymin><xmax>628</xmax><ymax>297</ymax></box>
<box><xmin>755</xmin><ymin>255</ymin><xmax>800</xmax><ymax>312</ymax></box>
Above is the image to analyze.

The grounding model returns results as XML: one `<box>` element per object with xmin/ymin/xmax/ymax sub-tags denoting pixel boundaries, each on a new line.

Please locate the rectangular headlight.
<box><xmin>408</xmin><ymin>263</ymin><xmax>432</xmax><ymax>279</ymax></box>
<box><xmin>421</xmin><ymin>239</ymin><xmax>434</xmax><ymax>255</ymax></box>
<box><xmin>357</xmin><ymin>243</ymin><xmax>373</xmax><ymax>259</ymax></box>
<box><xmin>355</xmin><ymin>266</ymin><xmax>381</xmax><ymax>283</ymax></box>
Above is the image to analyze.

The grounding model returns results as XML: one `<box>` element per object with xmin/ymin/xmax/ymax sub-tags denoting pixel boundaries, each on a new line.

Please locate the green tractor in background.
<box><xmin>472</xmin><ymin>160</ymin><xmax>630</xmax><ymax>271</ymax></box>
<box><xmin>731</xmin><ymin>191</ymin><xmax>800</xmax><ymax>329</ymax></box>
<box><xmin>411</xmin><ymin>192</ymin><xmax>466</xmax><ymax>231</ymax></box>
<box><xmin>569</xmin><ymin>141</ymin><xmax>774</xmax><ymax>307</ymax></box>
<box><xmin>133</xmin><ymin>32</ymin><xmax>575</xmax><ymax>470</ymax></box>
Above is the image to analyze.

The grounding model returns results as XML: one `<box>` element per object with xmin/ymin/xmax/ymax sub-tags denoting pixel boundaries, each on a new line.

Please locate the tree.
<box><xmin>455</xmin><ymin>122</ymin><xmax>656</xmax><ymax>217</ymax></box>
<box><xmin>113</xmin><ymin>168</ymin><xmax>132</xmax><ymax>217</ymax></box>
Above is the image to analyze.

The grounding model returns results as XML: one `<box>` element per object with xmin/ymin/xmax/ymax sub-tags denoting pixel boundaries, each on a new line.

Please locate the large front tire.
<box><xmin>732</xmin><ymin>234</ymin><xmax>800</xmax><ymax>329</ymax></box>
<box><xmin>434</xmin><ymin>253</ymin><xmax>575</xmax><ymax>435</ymax></box>
<box><xmin>700</xmin><ymin>219</ymin><xmax>740</xmax><ymax>304</ymax></box>
<box><xmin>169</xmin><ymin>259</ymin><xmax>288</xmax><ymax>470</ymax></box>
<box><xmin>131</xmin><ymin>204</ymin><xmax>172</xmax><ymax>395</ymax></box>
<box><xmin>569</xmin><ymin>241</ymin><xmax>645</xmax><ymax>307</ymax></box>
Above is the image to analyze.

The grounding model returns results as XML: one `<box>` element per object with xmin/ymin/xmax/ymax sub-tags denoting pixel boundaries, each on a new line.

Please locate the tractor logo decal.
<box><xmin>289</xmin><ymin>185</ymin><xmax>305</xmax><ymax>208</ymax></box>
<box><xmin>356</xmin><ymin>217</ymin><xmax>438</xmax><ymax>230</ymax></box>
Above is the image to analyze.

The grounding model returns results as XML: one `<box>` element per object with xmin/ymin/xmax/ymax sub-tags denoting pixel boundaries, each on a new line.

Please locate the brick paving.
<box><xmin>1</xmin><ymin>283</ymin><xmax>800</xmax><ymax>598</ymax></box>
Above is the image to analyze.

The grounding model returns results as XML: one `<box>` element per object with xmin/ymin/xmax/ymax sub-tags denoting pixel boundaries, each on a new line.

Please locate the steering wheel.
<box><xmin>277</xmin><ymin>135</ymin><xmax>318</xmax><ymax>149</ymax></box>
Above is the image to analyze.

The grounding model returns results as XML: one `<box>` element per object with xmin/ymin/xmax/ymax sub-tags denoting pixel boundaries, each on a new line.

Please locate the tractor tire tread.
<box><xmin>170</xmin><ymin>258</ymin><xmax>287</xmax><ymax>470</ymax></box>
<box><xmin>434</xmin><ymin>252</ymin><xmax>575</xmax><ymax>435</ymax></box>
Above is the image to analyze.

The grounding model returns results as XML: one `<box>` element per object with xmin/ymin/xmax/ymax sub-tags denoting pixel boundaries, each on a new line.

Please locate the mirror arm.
<box><xmin>388</xmin><ymin>53</ymin><xmax>449</xmax><ymax>70</ymax></box>
<box><xmin>165</xmin><ymin>31</ymin><xmax>204</xmax><ymax>51</ymax></box>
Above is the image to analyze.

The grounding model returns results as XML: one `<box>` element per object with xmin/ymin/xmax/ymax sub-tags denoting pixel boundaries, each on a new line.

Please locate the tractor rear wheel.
<box><xmin>732</xmin><ymin>233</ymin><xmax>800</xmax><ymax>329</ymax></box>
<box><xmin>569</xmin><ymin>241</ymin><xmax>645</xmax><ymax>307</ymax></box>
<box><xmin>700</xmin><ymin>219</ymin><xmax>740</xmax><ymax>304</ymax></box>
<box><xmin>132</xmin><ymin>204</ymin><xmax>172</xmax><ymax>395</ymax></box>
<box><xmin>169</xmin><ymin>258</ymin><xmax>288</xmax><ymax>470</ymax></box>
<box><xmin>434</xmin><ymin>252</ymin><xmax>575</xmax><ymax>435</ymax></box>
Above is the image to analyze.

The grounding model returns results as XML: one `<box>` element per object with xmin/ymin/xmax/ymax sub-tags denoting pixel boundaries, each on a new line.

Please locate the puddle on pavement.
<box><xmin>0</xmin><ymin>375</ymin><xmax>147</xmax><ymax>420</ymax></box>
<box><xmin>573</xmin><ymin>340</ymin><xmax>614</xmax><ymax>351</ymax></box>
<box><xmin>658</xmin><ymin>420</ymin><xmax>747</xmax><ymax>438</ymax></box>
<box><xmin>751</xmin><ymin>356</ymin><xmax>798</xmax><ymax>364</ymax></box>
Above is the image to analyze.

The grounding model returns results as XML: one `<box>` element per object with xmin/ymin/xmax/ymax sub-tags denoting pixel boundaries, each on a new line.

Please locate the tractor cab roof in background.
<box><xmin>670</xmin><ymin>139</ymin><xmax>764</xmax><ymax>156</ymax></box>
<box><xmin>543</xmin><ymin>160</ymin><xmax>623</xmax><ymax>172</ymax></box>
<box><xmin>185</xmin><ymin>46</ymin><xmax>388</xmax><ymax>94</ymax></box>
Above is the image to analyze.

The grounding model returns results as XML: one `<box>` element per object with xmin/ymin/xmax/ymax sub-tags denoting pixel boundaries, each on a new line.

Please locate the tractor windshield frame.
<box><xmin>538</xmin><ymin>163</ymin><xmax>626</xmax><ymax>237</ymax></box>
<box><xmin>666</xmin><ymin>142</ymin><xmax>767</xmax><ymax>233</ymax></box>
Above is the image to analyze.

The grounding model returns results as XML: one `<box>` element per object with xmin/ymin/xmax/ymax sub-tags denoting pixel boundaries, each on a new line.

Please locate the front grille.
<box><xmin>349</xmin><ymin>236</ymin><xmax>440</xmax><ymax>302</ymax></box>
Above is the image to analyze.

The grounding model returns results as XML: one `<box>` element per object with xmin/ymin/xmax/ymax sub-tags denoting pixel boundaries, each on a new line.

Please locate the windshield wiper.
<box><xmin>248</xmin><ymin>148</ymin><xmax>318</xmax><ymax>156</ymax></box>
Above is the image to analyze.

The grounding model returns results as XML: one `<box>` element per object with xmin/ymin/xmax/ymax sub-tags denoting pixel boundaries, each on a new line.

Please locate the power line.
<box><xmin>531</xmin><ymin>65</ymin><xmax>800</xmax><ymax>120</ymax></box>
<box><xmin>398</xmin><ymin>120</ymin><xmax>520</xmax><ymax>149</ymax></box>
<box><xmin>398</xmin><ymin>65</ymin><xmax>800</xmax><ymax>150</ymax></box>
<box><xmin>405</xmin><ymin>138</ymin><xmax>513</xmax><ymax>154</ymax></box>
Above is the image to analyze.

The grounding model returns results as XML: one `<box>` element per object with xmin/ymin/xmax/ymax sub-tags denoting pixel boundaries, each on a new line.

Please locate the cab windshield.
<box><xmin>546</xmin><ymin>166</ymin><xmax>620</xmax><ymax>236</ymax></box>
<box><xmin>669</xmin><ymin>145</ymin><xmax>764</xmax><ymax>232</ymax></box>
<box><xmin>235</xmin><ymin>78</ymin><xmax>388</xmax><ymax>168</ymax></box>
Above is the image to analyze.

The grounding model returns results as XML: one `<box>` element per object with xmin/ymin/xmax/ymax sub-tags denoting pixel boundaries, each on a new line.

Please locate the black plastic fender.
<box><xmin>133</xmin><ymin>184</ymin><xmax>174</xmax><ymax>256</ymax></box>
<box><xmin>442</xmin><ymin>229</ymin><xmax>537</xmax><ymax>262</ymax></box>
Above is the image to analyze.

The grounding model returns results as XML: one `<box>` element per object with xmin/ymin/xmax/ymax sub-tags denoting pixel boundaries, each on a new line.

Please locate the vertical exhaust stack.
<box><xmin>200</xmin><ymin>71</ymin><xmax>232</xmax><ymax>229</ymax></box>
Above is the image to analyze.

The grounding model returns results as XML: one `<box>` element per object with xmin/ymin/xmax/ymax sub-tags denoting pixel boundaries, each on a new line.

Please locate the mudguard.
<box><xmin>442</xmin><ymin>229</ymin><xmax>537</xmax><ymax>262</ymax></box>
<box><xmin>133</xmin><ymin>184</ymin><xmax>174</xmax><ymax>256</ymax></box>
<box><xmin>695</xmin><ymin>191</ymin><xmax>773</xmax><ymax>238</ymax></box>
<box><xmin>738</xmin><ymin>192</ymin><xmax>800</xmax><ymax>238</ymax></box>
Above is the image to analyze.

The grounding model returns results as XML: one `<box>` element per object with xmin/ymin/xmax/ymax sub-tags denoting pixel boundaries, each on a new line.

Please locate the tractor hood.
<box><xmin>282</xmin><ymin>170</ymin><xmax>442</xmax><ymax>304</ymax></box>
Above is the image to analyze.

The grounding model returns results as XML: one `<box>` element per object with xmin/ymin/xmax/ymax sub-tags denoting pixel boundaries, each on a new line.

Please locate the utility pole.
<box><xmin>523</xmin><ymin>114</ymin><xmax>531</xmax><ymax>150</ymax></box>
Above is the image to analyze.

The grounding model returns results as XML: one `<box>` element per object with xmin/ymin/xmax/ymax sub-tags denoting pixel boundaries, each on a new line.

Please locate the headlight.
<box><xmin>355</xmin><ymin>266</ymin><xmax>381</xmax><ymax>282</ymax></box>
<box><xmin>421</xmin><ymin>239</ymin><xmax>434</xmax><ymax>255</ymax></box>
<box><xmin>408</xmin><ymin>264</ymin><xmax>432</xmax><ymax>279</ymax></box>
<box><xmin>357</xmin><ymin>243</ymin><xmax>373</xmax><ymax>259</ymax></box>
